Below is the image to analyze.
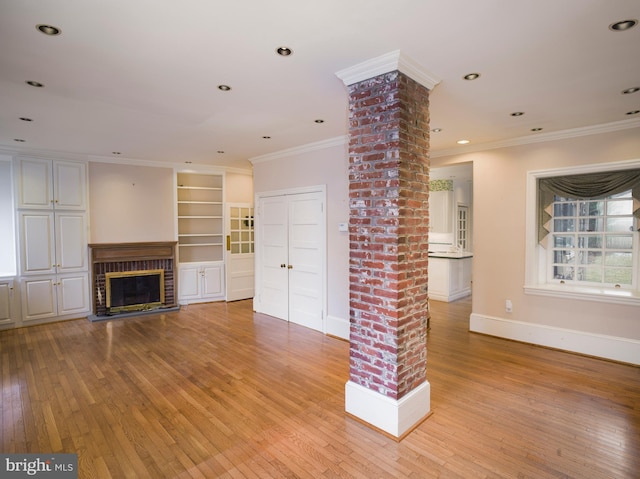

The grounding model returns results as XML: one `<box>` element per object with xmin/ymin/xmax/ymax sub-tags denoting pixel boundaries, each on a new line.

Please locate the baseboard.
<box><xmin>326</xmin><ymin>314</ymin><xmax>349</xmax><ymax>340</ymax></box>
<box><xmin>470</xmin><ymin>313</ymin><xmax>640</xmax><ymax>365</ymax></box>
<box><xmin>345</xmin><ymin>380</ymin><xmax>430</xmax><ymax>438</ymax></box>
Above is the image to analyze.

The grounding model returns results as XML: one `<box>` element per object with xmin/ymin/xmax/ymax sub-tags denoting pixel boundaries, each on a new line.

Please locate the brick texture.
<box><xmin>348</xmin><ymin>71</ymin><xmax>430</xmax><ymax>400</ymax></box>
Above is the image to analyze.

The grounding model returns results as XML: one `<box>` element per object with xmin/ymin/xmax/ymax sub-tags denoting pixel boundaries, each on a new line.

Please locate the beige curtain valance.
<box><xmin>537</xmin><ymin>169</ymin><xmax>640</xmax><ymax>244</ymax></box>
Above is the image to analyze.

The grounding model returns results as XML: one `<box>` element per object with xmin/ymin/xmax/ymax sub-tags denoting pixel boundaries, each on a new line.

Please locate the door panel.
<box><xmin>288</xmin><ymin>192</ymin><xmax>323</xmax><ymax>331</ymax></box>
<box><xmin>258</xmin><ymin>197</ymin><xmax>288</xmax><ymax>320</ymax></box>
<box><xmin>226</xmin><ymin>204</ymin><xmax>255</xmax><ymax>301</ymax></box>
<box><xmin>21</xmin><ymin>212</ymin><xmax>55</xmax><ymax>274</ymax></box>
<box><xmin>56</xmin><ymin>213</ymin><xmax>87</xmax><ymax>272</ymax></box>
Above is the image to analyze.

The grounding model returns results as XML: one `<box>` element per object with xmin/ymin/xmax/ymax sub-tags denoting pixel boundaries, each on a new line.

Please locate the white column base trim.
<box><xmin>470</xmin><ymin>313</ymin><xmax>640</xmax><ymax>365</ymax></box>
<box><xmin>325</xmin><ymin>314</ymin><xmax>349</xmax><ymax>340</ymax></box>
<box><xmin>345</xmin><ymin>380</ymin><xmax>430</xmax><ymax>438</ymax></box>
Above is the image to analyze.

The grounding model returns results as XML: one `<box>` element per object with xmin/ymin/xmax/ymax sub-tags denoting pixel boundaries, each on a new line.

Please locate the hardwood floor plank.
<box><xmin>1</xmin><ymin>297</ymin><xmax>638</xmax><ymax>478</ymax></box>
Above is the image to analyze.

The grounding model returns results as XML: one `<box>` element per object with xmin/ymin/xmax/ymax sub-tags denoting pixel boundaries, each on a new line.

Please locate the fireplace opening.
<box><xmin>105</xmin><ymin>269</ymin><xmax>165</xmax><ymax>313</ymax></box>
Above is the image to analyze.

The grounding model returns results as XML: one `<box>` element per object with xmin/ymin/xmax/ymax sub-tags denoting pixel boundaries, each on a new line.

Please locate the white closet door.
<box><xmin>258</xmin><ymin>196</ymin><xmax>289</xmax><ymax>320</ymax></box>
<box><xmin>256</xmin><ymin>190</ymin><xmax>325</xmax><ymax>333</ymax></box>
<box><xmin>288</xmin><ymin>192</ymin><xmax>324</xmax><ymax>331</ymax></box>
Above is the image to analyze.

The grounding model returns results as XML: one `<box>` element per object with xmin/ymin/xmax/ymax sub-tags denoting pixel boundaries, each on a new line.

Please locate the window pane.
<box><xmin>554</xmin><ymin>219</ymin><xmax>575</xmax><ymax>232</ymax></box>
<box><xmin>605</xmin><ymin>252</ymin><xmax>632</xmax><ymax>267</ymax></box>
<box><xmin>607</xmin><ymin>199</ymin><xmax>633</xmax><ymax>215</ymax></box>
<box><xmin>554</xmin><ymin>266</ymin><xmax>574</xmax><ymax>280</ymax></box>
<box><xmin>554</xmin><ymin>235</ymin><xmax>574</xmax><ymax>248</ymax></box>
<box><xmin>604</xmin><ymin>268</ymin><xmax>632</xmax><ymax>285</ymax></box>
<box><xmin>579</xmin><ymin>201</ymin><xmax>604</xmax><ymax>216</ymax></box>
<box><xmin>577</xmin><ymin>235</ymin><xmax>602</xmax><ymax>248</ymax></box>
<box><xmin>553</xmin><ymin>250</ymin><xmax>575</xmax><ymax>264</ymax></box>
<box><xmin>606</xmin><ymin>217</ymin><xmax>633</xmax><ymax>233</ymax></box>
<box><xmin>578</xmin><ymin>218</ymin><xmax>603</xmax><ymax>232</ymax></box>
<box><xmin>230</xmin><ymin>219</ymin><xmax>239</xmax><ymax>230</ymax></box>
<box><xmin>576</xmin><ymin>267</ymin><xmax>602</xmax><ymax>282</ymax></box>
<box><xmin>577</xmin><ymin>251</ymin><xmax>602</xmax><ymax>265</ymax></box>
<box><xmin>230</xmin><ymin>207</ymin><xmax>239</xmax><ymax>217</ymax></box>
<box><xmin>606</xmin><ymin>235</ymin><xmax>633</xmax><ymax>249</ymax></box>
<box><xmin>554</xmin><ymin>203</ymin><xmax>576</xmax><ymax>217</ymax></box>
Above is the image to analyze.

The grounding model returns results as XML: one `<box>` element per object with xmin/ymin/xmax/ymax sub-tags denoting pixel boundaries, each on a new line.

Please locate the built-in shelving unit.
<box><xmin>176</xmin><ymin>173</ymin><xmax>223</xmax><ymax>263</ymax></box>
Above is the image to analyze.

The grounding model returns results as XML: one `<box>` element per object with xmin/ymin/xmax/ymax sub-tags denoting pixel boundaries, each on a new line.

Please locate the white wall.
<box><xmin>89</xmin><ymin>162</ymin><xmax>175</xmax><ymax>243</ymax></box>
<box><xmin>252</xmin><ymin>141</ymin><xmax>350</xmax><ymax>338</ymax></box>
<box><xmin>432</xmin><ymin>127</ymin><xmax>640</xmax><ymax>364</ymax></box>
<box><xmin>225</xmin><ymin>172</ymin><xmax>254</xmax><ymax>203</ymax></box>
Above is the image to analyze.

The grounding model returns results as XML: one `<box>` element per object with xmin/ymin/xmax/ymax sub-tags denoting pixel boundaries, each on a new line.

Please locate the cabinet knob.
<box><xmin>280</xmin><ymin>263</ymin><xmax>286</xmax><ymax>268</ymax></box>
<box><xmin>287</xmin><ymin>264</ymin><xmax>293</xmax><ymax>269</ymax></box>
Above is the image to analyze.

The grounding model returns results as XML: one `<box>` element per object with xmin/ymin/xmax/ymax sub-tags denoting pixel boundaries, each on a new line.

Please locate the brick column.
<box><xmin>338</xmin><ymin>55</ymin><xmax>437</xmax><ymax>438</ymax></box>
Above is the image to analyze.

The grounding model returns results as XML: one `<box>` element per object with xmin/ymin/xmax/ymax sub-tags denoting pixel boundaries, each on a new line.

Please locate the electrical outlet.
<box><xmin>505</xmin><ymin>299</ymin><xmax>513</xmax><ymax>313</ymax></box>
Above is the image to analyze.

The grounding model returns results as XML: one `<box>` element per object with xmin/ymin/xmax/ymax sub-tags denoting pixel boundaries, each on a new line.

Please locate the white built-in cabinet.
<box><xmin>16</xmin><ymin>158</ymin><xmax>90</xmax><ymax>323</ymax></box>
<box><xmin>0</xmin><ymin>280</ymin><xmax>16</xmax><ymax>327</ymax></box>
<box><xmin>176</xmin><ymin>172</ymin><xmax>225</xmax><ymax>303</ymax></box>
<box><xmin>178</xmin><ymin>264</ymin><xmax>224</xmax><ymax>303</ymax></box>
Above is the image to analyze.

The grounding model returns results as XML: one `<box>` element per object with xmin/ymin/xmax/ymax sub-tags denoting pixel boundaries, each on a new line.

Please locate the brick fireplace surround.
<box><xmin>88</xmin><ymin>242</ymin><xmax>177</xmax><ymax>318</ymax></box>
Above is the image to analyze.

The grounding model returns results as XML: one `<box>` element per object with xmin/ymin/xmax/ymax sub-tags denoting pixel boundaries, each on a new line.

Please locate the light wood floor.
<box><xmin>1</xmin><ymin>298</ymin><xmax>639</xmax><ymax>478</ymax></box>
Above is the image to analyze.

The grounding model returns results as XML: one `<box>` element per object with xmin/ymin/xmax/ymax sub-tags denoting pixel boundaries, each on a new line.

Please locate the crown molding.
<box><xmin>335</xmin><ymin>50</ymin><xmax>440</xmax><ymax>90</ymax></box>
<box><xmin>430</xmin><ymin>117</ymin><xmax>640</xmax><ymax>158</ymax></box>
<box><xmin>249</xmin><ymin>135</ymin><xmax>348</xmax><ymax>164</ymax></box>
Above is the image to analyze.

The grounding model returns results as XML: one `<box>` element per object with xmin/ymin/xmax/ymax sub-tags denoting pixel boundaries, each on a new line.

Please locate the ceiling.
<box><xmin>1</xmin><ymin>0</ymin><xmax>639</xmax><ymax>171</ymax></box>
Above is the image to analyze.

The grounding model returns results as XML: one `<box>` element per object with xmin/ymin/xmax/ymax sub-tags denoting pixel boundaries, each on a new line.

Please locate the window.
<box><xmin>550</xmin><ymin>190</ymin><xmax>635</xmax><ymax>288</ymax></box>
<box><xmin>525</xmin><ymin>163</ymin><xmax>640</xmax><ymax>304</ymax></box>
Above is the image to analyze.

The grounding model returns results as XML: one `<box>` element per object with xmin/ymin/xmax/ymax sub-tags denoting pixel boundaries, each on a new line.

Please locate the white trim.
<box><xmin>524</xmin><ymin>284</ymin><xmax>640</xmax><ymax>306</ymax></box>
<box><xmin>249</xmin><ymin>136</ymin><xmax>347</xmax><ymax>165</ymax></box>
<box><xmin>325</xmin><ymin>314</ymin><xmax>349</xmax><ymax>340</ymax></box>
<box><xmin>470</xmin><ymin>313</ymin><xmax>640</xmax><ymax>365</ymax></box>
<box><xmin>335</xmin><ymin>50</ymin><xmax>441</xmax><ymax>90</ymax></box>
<box><xmin>431</xmin><ymin>118</ymin><xmax>640</xmax><ymax>158</ymax></box>
<box><xmin>345</xmin><ymin>380</ymin><xmax>430</xmax><ymax>438</ymax></box>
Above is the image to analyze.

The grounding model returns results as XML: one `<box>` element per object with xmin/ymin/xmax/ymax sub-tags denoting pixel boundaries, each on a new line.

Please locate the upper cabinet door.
<box><xmin>54</xmin><ymin>161</ymin><xmax>86</xmax><ymax>210</ymax></box>
<box><xmin>17</xmin><ymin>158</ymin><xmax>86</xmax><ymax>210</ymax></box>
<box><xmin>17</xmin><ymin>158</ymin><xmax>53</xmax><ymax>209</ymax></box>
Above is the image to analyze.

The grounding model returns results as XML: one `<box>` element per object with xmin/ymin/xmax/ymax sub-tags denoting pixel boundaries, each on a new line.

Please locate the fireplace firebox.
<box><xmin>105</xmin><ymin>269</ymin><xmax>165</xmax><ymax>313</ymax></box>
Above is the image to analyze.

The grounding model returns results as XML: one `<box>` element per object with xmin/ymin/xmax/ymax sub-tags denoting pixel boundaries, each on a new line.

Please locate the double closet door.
<box><xmin>256</xmin><ymin>190</ymin><xmax>325</xmax><ymax>333</ymax></box>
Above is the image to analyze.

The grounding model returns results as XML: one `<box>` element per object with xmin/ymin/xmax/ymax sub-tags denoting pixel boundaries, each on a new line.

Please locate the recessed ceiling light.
<box><xmin>457</xmin><ymin>139</ymin><xmax>470</xmax><ymax>145</ymax></box>
<box><xmin>14</xmin><ymin>139</ymin><xmax>26</xmax><ymax>142</ymax></box>
<box><xmin>531</xmin><ymin>127</ymin><xmax>543</xmax><ymax>132</ymax></box>
<box><xmin>36</xmin><ymin>24</ymin><xmax>61</xmax><ymax>36</ymax></box>
<box><xmin>609</xmin><ymin>19</ymin><xmax>637</xmax><ymax>31</ymax></box>
<box><xmin>112</xmin><ymin>151</ymin><xmax>121</xmax><ymax>155</ymax></box>
<box><xmin>510</xmin><ymin>112</ymin><xmax>525</xmax><ymax>117</ymax></box>
<box><xmin>463</xmin><ymin>73</ymin><xmax>480</xmax><ymax>81</ymax></box>
<box><xmin>218</xmin><ymin>85</ymin><xmax>231</xmax><ymax>91</ymax></box>
<box><xmin>262</xmin><ymin>136</ymin><xmax>271</xmax><ymax>139</ymax></box>
<box><xmin>217</xmin><ymin>150</ymin><xmax>224</xmax><ymax>154</ymax></box>
<box><xmin>314</xmin><ymin>119</ymin><xmax>324</xmax><ymax>123</ymax></box>
<box><xmin>19</xmin><ymin>117</ymin><xmax>33</xmax><ymax>122</ymax></box>
<box><xmin>626</xmin><ymin>110</ymin><xmax>640</xmax><ymax>116</ymax></box>
<box><xmin>26</xmin><ymin>81</ymin><xmax>44</xmax><ymax>88</ymax></box>
<box><xmin>276</xmin><ymin>47</ymin><xmax>293</xmax><ymax>56</ymax></box>
<box><xmin>622</xmin><ymin>87</ymin><xmax>640</xmax><ymax>95</ymax></box>
<box><xmin>431</xmin><ymin>128</ymin><xmax>442</xmax><ymax>133</ymax></box>
<box><xmin>185</xmin><ymin>161</ymin><xmax>192</xmax><ymax>164</ymax></box>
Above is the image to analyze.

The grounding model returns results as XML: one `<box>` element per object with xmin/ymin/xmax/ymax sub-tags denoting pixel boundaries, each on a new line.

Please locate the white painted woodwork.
<box><xmin>0</xmin><ymin>280</ymin><xmax>15</xmax><ymax>326</ymax></box>
<box><xmin>21</xmin><ymin>274</ymin><xmax>90</xmax><ymax>321</ymax></box>
<box><xmin>20</xmin><ymin>211</ymin><xmax>87</xmax><ymax>275</ymax></box>
<box><xmin>178</xmin><ymin>263</ymin><xmax>225</xmax><ymax>304</ymax></box>
<box><xmin>428</xmin><ymin>255</ymin><xmax>473</xmax><ymax>302</ymax></box>
<box><xmin>256</xmin><ymin>190</ymin><xmax>325</xmax><ymax>332</ymax></box>
<box><xmin>17</xmin><ymin>158</ymin><xmax>86</xmax><ymax>210</ymax></box>
<box><xmin>225</xmin><ymin>203</ymin><xmax>255</xmax><ymax>302</ymax></box>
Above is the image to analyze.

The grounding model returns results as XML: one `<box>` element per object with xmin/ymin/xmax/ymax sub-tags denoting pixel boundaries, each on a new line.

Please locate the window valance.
<box><xmin>538</xmin><ymin>169</ymin><xmax>640</xmax><ymax>244</ymax></box>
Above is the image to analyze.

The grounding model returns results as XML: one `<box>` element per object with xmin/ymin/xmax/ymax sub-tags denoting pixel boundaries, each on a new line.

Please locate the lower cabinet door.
<box><xmin>22</xmin><ymin>277</ymin><xmax>57</xmax><ymax>321</ymax></box>
<box><xmin>22</xmin><ymin>274</ymin><xmax>89</xmax><ymax>321</ymax></box>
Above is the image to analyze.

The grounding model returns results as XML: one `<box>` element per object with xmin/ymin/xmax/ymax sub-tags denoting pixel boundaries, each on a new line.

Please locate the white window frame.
<box><xmin>524</xmin><ymin>159</ymin><xmax>640</xmax><ymax>306</ymax></box>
